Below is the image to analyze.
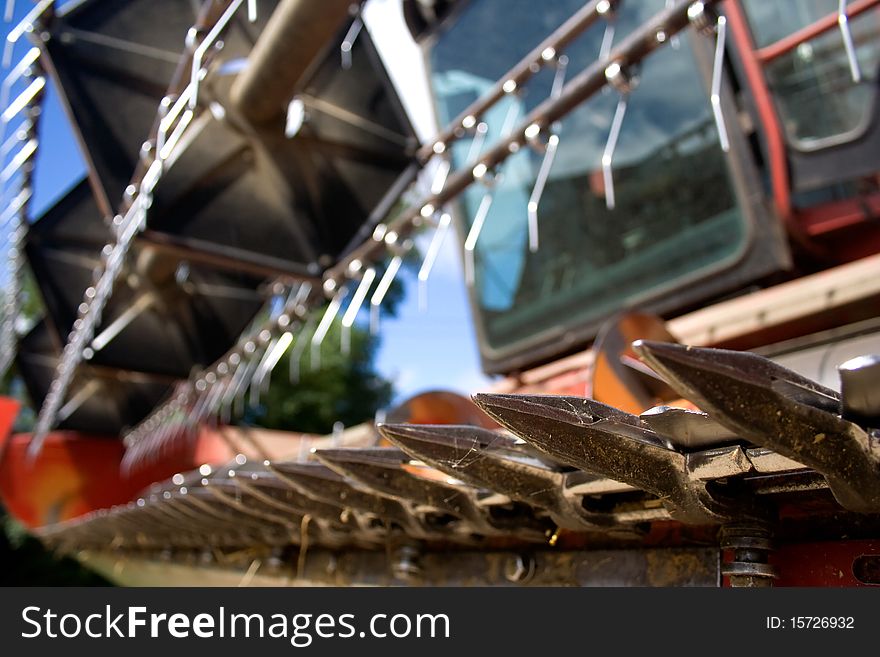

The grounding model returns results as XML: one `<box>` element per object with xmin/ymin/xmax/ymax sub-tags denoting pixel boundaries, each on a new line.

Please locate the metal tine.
<box><xmin>378</xmin><ymin>423</ymin><xmax>636</xmax><ymax>531</ymax></box>
<box><xmin>147</xmin><ymin>399</ymin><xmax>185</xmax><ymax>462</ymax></box>
<box><xmin>463</xmin><ymin>192</ymin><xmax>493</xmax><ymax>286</ymax></box>
<box><xmin>430</xmin><ymin>158</ymin><xmax>451</xmax><ymax>195</ymax></box>
<box><xmin>838</xmin><ymin>0</ymin><xmax>862</xmax><ymax>83</ymax></box>
<box><xmin>598</xmin><ymin>6</ymin><xmax>616</xmax><ymax>61</ymax></box>
<box><xmin>234</xmin><ymin>282</ymin><xmax>307</xmax><ymax>399</ymax></box>
<box><xmin>56</xmin><ymin>380</ymin><xmax>100</xmax><ymax>423</ymax></box>
<box><xmin>1</xmin><ymin>46</ymin><xmax>39</xmax><ymax>110</ymax></box>
<box><xmin>4</xmin><ymin>0</ymin><xmax>14</xmax><ymax>23</ymax></box>
<box><xmin>234</xmin><ymin>341</ymin><xmax>266</xmax><ymax>416</ymax></box>
<box><xmin>3</xmin><ymin>0</ymin><xmax>53</xmax><ymax>68</ymax></box>
<box><xmin>686</xmin><ymin>2</ymin><xmax>729</xmax><ymax>151</ymax></box>
<box><xmin>156</xmin><ymin>86</ymin><xmax>194</xmax><ymax>155</ymax></box>
<box><xmin>190</xmin><ymin>0</ymin><xmax>245</xmax><ymax>109</ymax></box>
<box><xmin>526</xmin><ymin>132</ymin><xmax>559</xmax><ymax>253</ymax></box>
<box><xmin>369</xmin><ymin>246</ymin><xmax>407</xmax><ymax>335</ymax></box>
<box><xmin>0</xmin><ymin>185</ymin><xmax>29</xmax><ymax>225</ymax></box>
<box><xmin>311</xmin><ymin>286</ymin><xmax>349</xmax><ymax>371</ymax></box>
<box><xmin>417</xmin><ymin>212</ymin><xmax>451</xmax><ymax>312</ymax></box>
<box><xmin>340</xmin><ymin>14</ymin><xmax>363</xmax><ymax>70</ymax></box>
<box><xmin>499</xmin><ymin>98</ymin><xmax>521</xmax><ymax>139</ymax></box>
<box><xmin>464</xmin><ymin>121</ymin><xmax>489</xmax><ymax>164</ymax></box>
<box><xmin>1</xmin><ymin>75</ymin><xmax>43</xmax><ymax>124</ymax></box>
<box><xmin>258</xmin><ymin>330</ymin><xmax>294</xmax><ymax>392</ymax></box>
<box><xmin>341</xmin><ymin>266</ymin><xmax>376</xmax><ymax>356</ymax></box>
<box><xmin>249</xmin><ymin>334</ymin><xmax>280</xmax><ymax>407</ymax></box>
<box><xmin>269</xmin><ymin>461</ymin><xmax>428</xmax><ymax>538</ymax></box>
<box><xmin>203</xmin><ymin>369</ymin><xmax>234</xmax><ymax>425</ymax></box>
<box><xmin>0</xmin><ymin>125</ymin><xmax>28</xmax><ymax>161</ymax></box>
<box><xmin>633</xmin><ymin>340</ymin><xmax>880</xmax><ymax>513</ymax></box>
<box><xmin>203</xmin><ymin>361</ymin><xmax>233</xmax><ymax>425</ymax></box>
<box><xmin>665</xmin><ymin>0</ymin><xmax>681</xmax><ymax>49</ymax></box>
<box><xmin>289</xmin><ymin>316</ymin><xmax>316</xmax><ymax>384</ymax></box>
<box><xmin>525</xmin><ymin>56</ymin><xmax>567</xmax><ymax>253</ymax></box>
<box><xmin>0</xmin><ymin>137</ymin><xmax>35</xmax><ymax>182</ymax></box>
<box><xmin>218</xmin><ymin>353</ymin><xmax>244</xmax><ymax>423</ymax></box>
<box><xmin>247</xmin><ymin>0</ymin><xmax>257</xmax><ymax>23</ymax></box>
<box><xmin>181</xmin><ymin>380</ymin><xmax>207</xmax><ymax>434</ymax></box>
<box><xmin>200</xmin><ymin>369</ymin><xmax>229</xmax><ymax>424</ymax></box>
<box><xmin>641</xmin><ymin>405</ymin><xmax>739</xmax><ymax>450</ymax></box>
<box><xmin>470</xmin><ymin>393</ymin><xmax>761</xmax><ymax>524</ymax></box>
<box><xmin>708</xmin><ymin>15</ymin><xmax>730</xmax><ymax>152</ymax></box>
<box><xmin>314</xmin><ymin>446</ymin><xmax>505</xmax><ymax>534</ymax></box>
<box><xmin>158</xmin><ymin>109</ymin><xmax>194</xmax><ymax>161</ymax></box>
<box><xmin>601</xmin><ymin>79</ymin><xmax>628</xmax><ymax>210</ymax></box>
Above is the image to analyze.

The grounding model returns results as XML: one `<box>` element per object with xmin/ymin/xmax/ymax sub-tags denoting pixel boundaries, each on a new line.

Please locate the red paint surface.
<box><xmin>0</xmin><ymin>423</ymin><xmax>292</xmax><ymax>529</ymax></box>
<box><xmin>773</xmin><ymin>540</ymin><xmax>880</xmax><ymax>586</ymax></box>
<box><xmin>0</xmin><ymin>396</ymin><xmax>20</xmax><ymax>453</ymax></box>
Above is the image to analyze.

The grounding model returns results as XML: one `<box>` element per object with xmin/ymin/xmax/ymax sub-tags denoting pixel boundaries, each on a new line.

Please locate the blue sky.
<box><xmin>1</xmin><ymin>0</ymin><xmax>494</xmax><ymax>405</ymax></box>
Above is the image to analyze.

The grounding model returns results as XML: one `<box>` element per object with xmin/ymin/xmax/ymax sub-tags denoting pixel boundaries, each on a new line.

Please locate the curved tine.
<box><xmin>634</xmin><ymin>340</ymin><xmax>880</xmax><ymax>514</ymax></box>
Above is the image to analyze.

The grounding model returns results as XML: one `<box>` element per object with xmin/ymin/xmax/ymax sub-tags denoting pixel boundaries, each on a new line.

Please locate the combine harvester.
<box><xmin>1</xmin><ymin>0</ymin><xmax>879</xmax><ymax>586</ymax></box>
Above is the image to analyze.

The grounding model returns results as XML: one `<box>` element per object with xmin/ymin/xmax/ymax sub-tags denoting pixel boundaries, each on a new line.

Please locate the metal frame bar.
<box><xmin>754</xmin><ymin>0</ymin><xmax>879</xmax><ymax>63</ymax></box>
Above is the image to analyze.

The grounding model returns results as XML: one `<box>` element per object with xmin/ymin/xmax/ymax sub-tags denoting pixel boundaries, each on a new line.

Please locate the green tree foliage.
<box><xmin>243</xmin><ymin>314</ymin><xmax>392</xmax><ymax>434</ymax></box>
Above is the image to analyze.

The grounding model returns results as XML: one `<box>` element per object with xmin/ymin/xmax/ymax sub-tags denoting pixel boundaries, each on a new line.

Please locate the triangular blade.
<box><xmin>633</xmin><ymin>340</ymin><xmax>880</xmax><ymax>513</ymax></box>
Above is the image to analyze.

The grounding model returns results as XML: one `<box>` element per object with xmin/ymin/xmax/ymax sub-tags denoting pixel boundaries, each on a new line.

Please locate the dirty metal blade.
<box><xmin>377</xmin><ymin>422</ymin><xmax>640</xmax><ymax>531</ymax></box>
<box><xmin>471</xmin><ymin>393</ymin><xmax>764</xmax><ymax>524</ymax></box>
<box><xmin>633</xmin><ymin>340</ymin><xmax>880</xmax><ymax>513</ymax></box>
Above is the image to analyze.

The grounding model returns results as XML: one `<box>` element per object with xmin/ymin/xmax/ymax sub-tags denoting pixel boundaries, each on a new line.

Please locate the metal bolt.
<box><xmin>391</xmin><ymin>545</ymin><xmax>422</xmax><ymax>582</ymax></box>
<box><xmin>504</xmin><ymin>553</ymin><xmax>536</xmax><ymax>584</ymax></box>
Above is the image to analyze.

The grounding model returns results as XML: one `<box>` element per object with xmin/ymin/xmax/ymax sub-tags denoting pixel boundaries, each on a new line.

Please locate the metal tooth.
<box><xmin>226</xmin><ymin>465</ymin><xmax>367</xmax><ymax>535</ymax></box>
<box><xmin>202</xmin><ymin>476</ymin><xmax>354</xmax><ymax>549</ymax></box>
<box><xmin>471</xmin><ymin>394</ymin><xmax>766</xmax><ymax>525</ymax></box>
<box><xmin>377</xmin><ymin>423</ymin><xmax>642</xmax><ymax>532</ymax></box>
<box><xmin>171</xmin><ymin>488</ymin><xmax>301</xmax><ymax>547</ymax></box>
<box><xmin>269</xmin><ymin>461</ymin><xmax>429</xmax><ymax>538</ymax></box>
<box><xmin>313</xmin><ymin>446</ymin><xmax>548</xmax><ymax>539</ymax></box>
<box><xmin>641</xmin><ymin>405</ymin><xmax>739</xmax><ymax>449</ymax></box>
<box><xmin>633</xmin><ymin>340</ymin><xmax>880</xmax><ymax>513</ymax></box>
<box><xmin>144</xmin><ymin>495</ymin><xmax>261</xmax><ymax>548</ymax></box>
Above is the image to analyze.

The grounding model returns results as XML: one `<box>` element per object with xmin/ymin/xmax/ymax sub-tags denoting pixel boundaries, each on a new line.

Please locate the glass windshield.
<box><xmin>428</xmin><ymin>0</ymin><xmax>747</xmax><ymax>362</ymax></box>
<box><xmin>743</xmin><ymin>1</ymin><xmax>880</xmax><ymax>147</ymax></box>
